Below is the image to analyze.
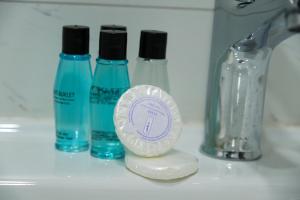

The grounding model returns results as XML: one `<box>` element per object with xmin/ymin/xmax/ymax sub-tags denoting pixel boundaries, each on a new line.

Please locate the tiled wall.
<box><xmin>0</xmin><ymin>0</ymin><xmax>299</xmax><ymax>126</ymax></box>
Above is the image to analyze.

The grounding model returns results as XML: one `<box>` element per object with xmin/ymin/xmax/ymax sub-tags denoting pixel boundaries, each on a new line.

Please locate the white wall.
<box><xmin>0</xmin><ymin>0</ymin><xmax>299</xmax><ymax>126</ymax></box>
<box><xmin>265</xmin><ymin>36</ymin><xmax>300</xmax><ymax>126</ymax></box>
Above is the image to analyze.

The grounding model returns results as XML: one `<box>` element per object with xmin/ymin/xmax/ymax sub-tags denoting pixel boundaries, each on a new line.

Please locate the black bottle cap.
<box><xmin>62</xmin><ymin>25</ymin><xmax>89</xmax><ymax>55</ymax></box>
<box><xmin>139</xmin><ymin>30</ymin><xmax>167</xmax><ymax>59</ymax></box>
<box><xmin>101</xmin><ymin>24</ymin><xmax>127</xmax><ymax>31</ymax></box>
<box><xmin>99</xmin><ymin>30</ymin><xmax>127</xmax><ymax>60</ymax></box>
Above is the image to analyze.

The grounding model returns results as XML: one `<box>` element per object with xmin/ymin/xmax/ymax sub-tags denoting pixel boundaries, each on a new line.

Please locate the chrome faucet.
<box><xmin>201</xmin><ymin>0</ymin><xmax>300</xmax><ymax>161</ymax></box>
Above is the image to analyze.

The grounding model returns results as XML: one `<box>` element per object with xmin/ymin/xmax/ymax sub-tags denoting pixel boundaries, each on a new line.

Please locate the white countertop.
<box><xmin>0</xmin><ymin>118</ymin><xmax>299</xmax><ymax>200</ymax></box>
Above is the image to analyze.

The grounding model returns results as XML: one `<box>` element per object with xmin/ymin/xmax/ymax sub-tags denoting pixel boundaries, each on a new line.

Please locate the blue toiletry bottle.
<box><xmin>53</xmin><ymin>25</ymin><xmax>92</xmax><ymax>152</ymax></box>
<box><xmin>90</xmin><ymin>29</ymin><xmax>130</xmax><ymax>159</ymax></box>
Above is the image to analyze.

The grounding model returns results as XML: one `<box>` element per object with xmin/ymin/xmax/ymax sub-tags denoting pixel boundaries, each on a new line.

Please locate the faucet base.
<box><xmin>200</xmin><ymin>145</ymin><xmax>262</xmax><ymax>161</ymax></box>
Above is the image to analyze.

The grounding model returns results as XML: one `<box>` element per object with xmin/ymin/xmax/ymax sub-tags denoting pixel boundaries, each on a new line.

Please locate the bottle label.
<box><xmin>128</xmin><ymin>97</ymin><xmax>172</xmax><ymax>142</ymax></box>
<box><xmin>90</xmin><ymin>86</ymin><xmax>127</xmax><ymax>105</ymax></box>
<box><xmin>54</xmin><ymin>90</ymin><xmax>75</xmax><ymax>105</ymax></box>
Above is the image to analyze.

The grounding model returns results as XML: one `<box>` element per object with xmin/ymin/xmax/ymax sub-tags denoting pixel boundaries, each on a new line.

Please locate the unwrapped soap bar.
<box><xmin>125</xmin><ymin>150</ymin><xmax>199</xmax><ymax>180</ymax></box>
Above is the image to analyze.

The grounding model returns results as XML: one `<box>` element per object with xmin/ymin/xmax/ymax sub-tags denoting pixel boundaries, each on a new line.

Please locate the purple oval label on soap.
<box><xmin>128</xmin><ymin>97</ymin><xmax>172</xmax><ymax>141</ymax></box>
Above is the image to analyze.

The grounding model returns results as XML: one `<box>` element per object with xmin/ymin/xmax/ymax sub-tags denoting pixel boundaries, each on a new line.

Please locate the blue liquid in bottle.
<box><xmin>53</xmin><ymin>25</ymin><xmax>92</xmax><ymax>152</ymax></box>
<box><xmin>90</xmin><ymin>29</ymin><xmax>130</xmax><ymax>159</ymax></box>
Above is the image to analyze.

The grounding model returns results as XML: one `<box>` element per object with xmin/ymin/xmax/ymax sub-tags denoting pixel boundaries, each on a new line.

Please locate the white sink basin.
<box><xmin>0</xmin><ymin>118</ymin><xmax>300</xmax><ymax>200</ymax></box>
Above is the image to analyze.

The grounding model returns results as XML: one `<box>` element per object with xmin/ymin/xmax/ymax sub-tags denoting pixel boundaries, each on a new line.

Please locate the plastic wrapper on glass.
<box><xmin>202</xmin><ymin>46</ymin><xmax>272</xmax><ymax>160</ymax></box>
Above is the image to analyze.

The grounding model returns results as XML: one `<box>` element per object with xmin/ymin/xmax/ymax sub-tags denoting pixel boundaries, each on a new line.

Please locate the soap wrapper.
<box><xmin>113</xmin><ymin>85</ymin><xmax>182</xmax><ymax>157</ymax></box>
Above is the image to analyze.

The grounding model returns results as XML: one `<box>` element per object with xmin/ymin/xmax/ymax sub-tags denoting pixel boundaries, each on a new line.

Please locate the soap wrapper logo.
<box><xmin>90</xmin><ymin>86</ymin><xmax>127</xmax><ymax>105</ymax></box>
<box><xmin>128</xmin><ymin>97</ymin><xmax>172</xmax><ymax>142</ymax></box>
<box><xmin>143</xmin><ymin>115</ymin><xmax>154</xmax><ymax>136</ymax></box>
<box><xmin>54</xmin><ymin>90</ymin><xmax>75</xmax><ymax>105</ymax></box>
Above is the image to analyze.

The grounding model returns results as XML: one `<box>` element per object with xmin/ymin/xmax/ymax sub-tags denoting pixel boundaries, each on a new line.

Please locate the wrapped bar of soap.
<box><xmin>114</xmin><ymin>85</ymin><xmax>182</xmax><ymax>157</ymax></box>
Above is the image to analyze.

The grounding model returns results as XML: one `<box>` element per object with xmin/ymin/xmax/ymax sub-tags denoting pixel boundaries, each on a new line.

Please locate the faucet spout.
<box><xmin>201</xmin><ymin>0</ymin><xmax>300</xmax><ymax>161</ymax></box>
<box><xmin>235</xmin><ymin>8</ymin><xmax>300</xmax><ymax>52</ymax></box>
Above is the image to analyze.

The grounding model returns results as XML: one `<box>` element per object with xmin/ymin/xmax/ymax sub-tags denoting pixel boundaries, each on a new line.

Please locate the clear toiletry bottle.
<box><xmin>132</xmin><ymin>30</ymin><xmax>169</xmax><ymax>93</ymax></box>
<box><xmin>53</xmin><ymin>25</ymin><xmax>92</xmax><ymax>152</ymax></box>
<box><xmin>90</xmin><ymin>30</ymin><xmax>130</xmax><ymax>159</ymax></box>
